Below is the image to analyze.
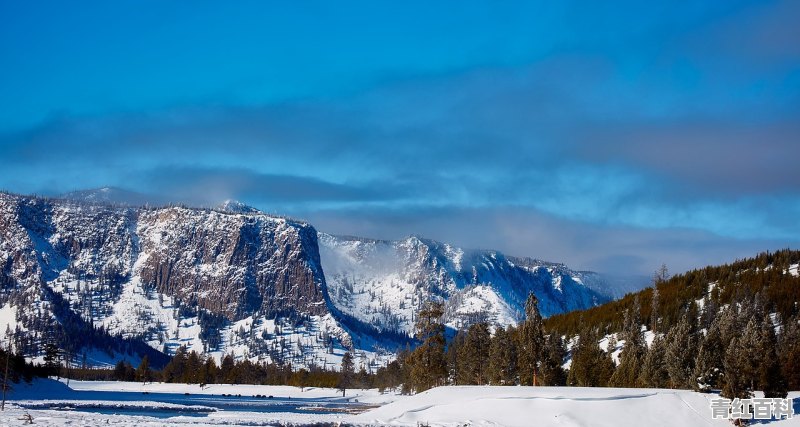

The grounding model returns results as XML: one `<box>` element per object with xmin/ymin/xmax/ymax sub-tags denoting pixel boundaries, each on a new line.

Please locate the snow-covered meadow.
<box><xmin>0</xmin><ymin>378</ymin><xmax>396</xmax><ymax>426</ymax></box>
<box><xmin>0</xmin><ymin>379</ymin><xmax>797</xmax><ymax>426</ymax></box>
<box><xmin>355</xmin><ymin>386</ymin><xmax>800</xmax><ymax>426</ymax></box>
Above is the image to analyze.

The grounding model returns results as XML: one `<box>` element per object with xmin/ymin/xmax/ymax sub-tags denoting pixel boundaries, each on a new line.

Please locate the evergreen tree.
<box><xmin>357</xmin><ymin>366</ymin><xmax>372</xmax><ymax>389</ymax></box>
<box><xmin>113</xmin><ymin>360</ymin><xmax>128</xmax><ymax>381</ymax></box>
<box><xmin>610</xmin><ymin>300</ymin><xmax>646</xmax><ymax>388</ymax></box>
<box><xmin>218</xmin><ymin>353</ymin><xmax>235</xmax><ymax>383</ymax></box>
<box><xmin>136</xmin><ymin>355</ymin><xmax>152</xmax><ymax>383</ymax></box>
<box><xmin>375</xmin><ymin>360</ymin><xmax>403</xmax><ymax>393</ymax></box>
<box><xmin>338</xmin><ymin>351</ymin><xmax>354</xmax><ymax>396</ymax></box>
<box><xmin>408</xmin><ymin>301</ymin><xmax>447</xmax><ymax>392</ymax></box>
<box><xmin>184</xmin><ymin>351</ymin><xmax>203</xmax><ymax>383</ymax></box>
<box><xmin>722</xmin><ymin>336</ymin><xmax>752</xmax><ymax>403</ymax></box>
<box><xmin>567</xmin><ymin>328</ymin><xmax>615</xmax><ymax>387</ymax></box>
<box><xmin>458</xmin><ymin>322</ymin><xmax>490</xmax><ymax>385</ymax></box>
<box><xmin>162</xmin><ymin>346</ymin><xmax>188</xmax><ymax>383</ymax></box>
<box><xmin>43</xmin><ymin>343</ymin><xmax>60</xmax><ymax>377</ymax></box>
<box><xmin>398</xmin><ymin>344</ymin><xmax>414</xmax><ymax>395</ymax></box>
<box><xmin>487</xmin><ymin>326</ymin><xmax>517</xmax><ymax>385</ymax></box>
<box><xmin>518</xmin><ymin>293</ymin><xmax>545</xmax><ymax>386</ymax></box>
<box><xmin>540</xmin><ymin>333</ymin><xmax>567</xmax><ymax>386</ymax></box>
<box><xmin>739</xmin><ymin>318</ymin><xmax>762</xmax><ymax>391</ymax></box>
<box><xmin>693</xmin><ymin>321</ymin><xmax>724</xmax><ymax>392</ymax></box>
<box><xmin>665</xmin><ymin>311</ymin><xmax>697</xmax><ymax>389</ymax></box>
<box><xmin>447</xmin><ymin>330</ymin><xmax>466</xmax><ymax>384</ymax></box>
<box><xmin>779</xmin><ymin>316</ymin><xmax>800</xmax><ymax>390</ymax></box>
<box><xmin>717</xmin><ymin>306</ymin><xmax>740</xmax><ymax>350</ymax></box>
<box><xmin>606</xmin><ymin>334</ymin><xmax>618</xmax><ymax>357</ymax></box>
<box><xmin>650</xmin><ymin>287</ymin><xmax>660</xmax><ymax>333</ymax></box>
<box><xmin>202</xmin><ymin>357</ymin><xmax>218</xmax><ymax>386</ymax></box>
<box><xmin>639</xmin><ymin>334</ymin><xmax>669</xmax><ymax>388</ymax></box>
<box><xmin>758</xmin><ymin>314</ymin><xmax>787</xmax><ymax>398</ymax></box>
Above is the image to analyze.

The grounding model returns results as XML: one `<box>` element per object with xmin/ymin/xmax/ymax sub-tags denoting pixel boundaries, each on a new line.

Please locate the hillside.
<box><xmin>545</xmin><ymin>249</ymin><xmax>800</xmax><ymax>337</ymax></box>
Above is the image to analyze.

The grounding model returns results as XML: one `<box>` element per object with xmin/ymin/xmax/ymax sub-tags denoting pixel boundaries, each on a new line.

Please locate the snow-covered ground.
<box><xmin>1</xmin><ymin>378</ymin><xmax>401</xmax><ymax>426</ymax></box>
<box><xmin>354</xmin><ymin>386</ymin><xmax>800</xmax><ymax>427</ymax></box>
<box><xmin>0</xmin><ymin>379</ymin><xmax>796</xmax><ymax>426</ymax></box>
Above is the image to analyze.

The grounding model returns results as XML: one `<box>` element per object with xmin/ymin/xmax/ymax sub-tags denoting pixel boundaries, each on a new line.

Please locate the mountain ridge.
<box><xmin>0</xmin><ymin>190</ymin><xmax>613</xmax><ymax>370</ymax></box>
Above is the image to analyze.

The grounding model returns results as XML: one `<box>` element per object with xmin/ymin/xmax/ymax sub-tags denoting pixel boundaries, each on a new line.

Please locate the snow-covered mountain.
<box><xmin>0</xmin><ymin>191</ymin><xmax>609</xmax><ymax>370</ymax></box>
<box><xmin>319</xmin><ymin>234</ymin><xmax>608</xmax><ymax>338</ymax></box>
<box><xmin>216</xmin><ymin>200</ymin><xmax>261</xmax><ymax>214</ymax></box>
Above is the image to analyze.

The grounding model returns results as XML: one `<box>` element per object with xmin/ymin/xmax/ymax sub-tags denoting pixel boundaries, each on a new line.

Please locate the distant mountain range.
<box><xmin>0</xmin><ymin>190</ymin><xmax>640</xmax><ymax>370</ymax></box>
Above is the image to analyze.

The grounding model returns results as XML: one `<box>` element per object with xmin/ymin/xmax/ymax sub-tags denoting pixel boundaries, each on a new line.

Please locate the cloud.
<box><xmin>576</xmin><ymin>118</ymin><xmax>800</xmax><ymax>195</ymax></box>
<box><xmin>1</xmin><ymin>55</ymin><xmax>798</xmax><ymax>243</ymax></box>
<box><xmin>683</xmin><ymin>0</ymin><xmax>800</xmax><ymax>64</ymax></box>
<box><xmin>0</xmin><ymin>0</ymin><xmax>798</xmax><ymax>276</ymax></box>
<box><xmin>137</xmin><ymin>166</ymin><xmax>409</xmax><ymax>207</ymax></box>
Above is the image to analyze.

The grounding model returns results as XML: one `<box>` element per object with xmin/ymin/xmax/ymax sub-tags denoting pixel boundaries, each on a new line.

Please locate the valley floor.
<box><xmin>0</xmin><ymin>379</ymin><xmax>797</xmax><ymax>426</ymax></box>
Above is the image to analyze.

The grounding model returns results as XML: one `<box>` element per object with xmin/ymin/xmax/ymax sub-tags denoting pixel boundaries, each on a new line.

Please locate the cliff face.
<box><xmin>134</xmin><ymin>207</ymin><xmax>326</xmax><ymax>319</ymax></box>
<box><xmin>0</xmin><ymin>193</ymin><xmax>326</xmax><ymax>319</ymax></box>
<box><xmin>0</xmin><ymin>193</ymin><xmax>332</xmax><ymax>367</ymax></box>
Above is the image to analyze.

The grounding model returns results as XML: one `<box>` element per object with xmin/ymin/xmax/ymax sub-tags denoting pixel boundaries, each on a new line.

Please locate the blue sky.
<box><xmin>1</xmin><ymin>0</ymin><xmax>798</xmax><ymax>275</ymax></box>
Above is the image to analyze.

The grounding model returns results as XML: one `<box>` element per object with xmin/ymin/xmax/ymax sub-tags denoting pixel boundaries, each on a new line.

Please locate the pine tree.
<box><xmin>639</xmin><ymin>334</ymin><xmax>669</xmax><ymax>388</ymax></box>
<box><xmin>779</xmin><ymin>316</ymin><xmax>800</xmax><ymax>390</ymax></box>
<box><xmin>693</xmin><ymin>320</ymin><xmax>724</xmax><ymax>392</ymax></box>
<box><xmin>606</xmin><ymin>334</ymin><xmax>618</xmax><ymax>357</ymax></box>
<box><xmin>717</xmin><ymin>306</ymin><xmax>739</xmax><ymax>346</ymax></box>
<box><xmin>487</xmin><ymin>326</ymin><xmax>517</xmax><ymax>385</ymax></box>
<box><xmin>357</xmin><ymin>366</ymin><xmax>371</xmax><ymax>389</ymax></box>
<box><xmin>162</xmin><ymin>346</ymin><xmax>188</xmax><ymax>383</ymax></box>
<box><xmin>518</xmin><ymin>293</ymin><xmax>545</xmax><ymax>386</ymax></box>
<box><xmin>758</xmin><ymin>314</ymin><xmax>787</xmax><ymax>398</ymax></box>
<box><xmin>721</xmin><ymin>335</ymin><xmax>752</xmax><ymax>401</ymax></box>
<box><xmin>184</xmin><ymin>351</ymin><xmax>203</xmax><ymax>383</ymax></box>
<box><xmin>202</xmin><ymin>357</ymin><xmax>217</xmax><ymax>386</ymax></box>
<box><xmin>408</xmin><ymin>301</ymin><xmax>447</xmax><ymax>392</ymax></box>
<box><xmin>567</xmin><ymin>328</ymin><xmax>614</xmax><ymax>387</ymax></box>
<box><xmin>665</xmin><ymin>311</ymin><xmax>697</xmax><ymax>389</ymax></box>
<box><xmin>447</xmin><ymin>330</ymin><xmax>466</xmax><ymax>384</ymax></box>
<box><xmin>650</xmin><ymin>287</ymin><xmax>660</xmax><ymax>333</ymax></box>
<box><xmin>610</xmin><ymin>300</ymin><xmax>646</xmax><ymax>387</ymax></box>
<box><xmin>113</xmin><ymin>360</ymin><xmax>127</xmax><ymax>381</ymax></box>
<box><xmin>540</xmin><ymin>333</ymin><xmax>567</xmax><ymax>386</ymax></box>
<box><xmin>339</xmin><ymin>351</ymin><xmax>354</xmax><ymax>396</ymax></box>
<box><xmin>458</xmin><ymin>322</ymin><xmax>490</xmax><ymax>384</ymax></box>
<box><xmin>43</xmin><ymin>343</ymin><xmax>60</xmax><ymax>377</ymax></box>
<box><xmin>136</xmin><ymin>355</ymin><xmax>152</xmax><ymax>383</ymax></box>
<box><xmin>739</xmin><ymin>317</ymin><xmax>762</xmax><ymax>391</ymax></box>
<box><xmin>219</xmin><ymin>353</ymin><xmax>235</xmax><ymax>383</ymax></box>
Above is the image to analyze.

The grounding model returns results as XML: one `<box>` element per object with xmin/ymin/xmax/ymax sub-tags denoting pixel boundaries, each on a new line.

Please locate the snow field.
<box><xmin>353</xmin><ymin>386</ymin><xmax>800</xmax><ymax>427</ymax></box>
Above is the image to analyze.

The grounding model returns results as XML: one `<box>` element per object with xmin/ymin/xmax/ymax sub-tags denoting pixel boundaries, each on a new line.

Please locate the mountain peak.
<box><xmin>216</xmin><ymin>199</ymin><xmax>260</xmax><ymax>214</ymax></box>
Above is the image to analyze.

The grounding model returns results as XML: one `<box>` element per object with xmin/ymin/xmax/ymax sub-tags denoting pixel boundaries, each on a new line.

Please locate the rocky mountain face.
<box><xmin>319</xmin><ymin>234</ymin><xmax>608</xmax><ymax>339</ymax></box>
<box><xmin>0</xmin><ymin>192</ymin><xmax>610</xmax><ymax>370</ymax></box>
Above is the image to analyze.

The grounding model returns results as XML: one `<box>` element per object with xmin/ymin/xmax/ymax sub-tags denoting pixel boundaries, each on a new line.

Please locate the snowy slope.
<box><xmin>353</xmin><ymin>386</ymin><xmax>800</xmax><ymax>427</ymax></box>
<box><xmin>319</xmin><ymin>234</ymin><xmax>608</xmax><ymax>336</ymax></box>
